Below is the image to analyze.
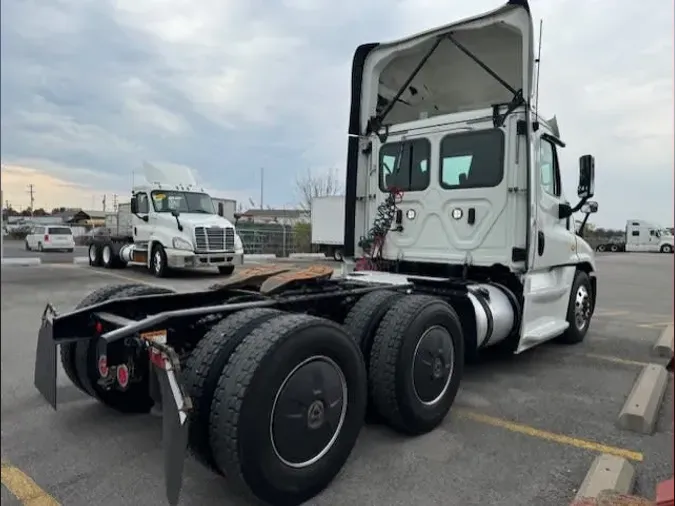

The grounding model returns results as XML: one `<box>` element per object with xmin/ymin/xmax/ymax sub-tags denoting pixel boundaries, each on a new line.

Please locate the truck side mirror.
<box><xmin>578</xmin><ymin>155</ymin><xmax>595</xmax><ymax>199</ymax></box>
<box><xmin>580</xmin><ymin>200</ymin><xmax>598</xmax><ymax>214</ymax></box>
<box><xmin>130</xmin><ymin>196</ymin><xmax>138</xmax><ymax>214</ymax></box>
<box><xmin>217</xmin><ymin>202</ymin><xmax>224</xmax><ymax>217</ymax></box>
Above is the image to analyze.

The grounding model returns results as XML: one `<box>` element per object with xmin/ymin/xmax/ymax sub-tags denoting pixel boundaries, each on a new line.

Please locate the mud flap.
<box><xmin>143</xmin><ymin>331</ymin><xmax>192</xmax><ymax>506</ymax></box>
<box><xmin>34</xmin><ymin>304</ymin><xmax>58</xmax><ymax>409</ymax></box>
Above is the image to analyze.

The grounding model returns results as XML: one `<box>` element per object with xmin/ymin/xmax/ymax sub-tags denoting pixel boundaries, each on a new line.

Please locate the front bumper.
<box><xmin>165</xmin><ymin>249</ymin><xmax>244</xmax><ymax>269</ymax></box>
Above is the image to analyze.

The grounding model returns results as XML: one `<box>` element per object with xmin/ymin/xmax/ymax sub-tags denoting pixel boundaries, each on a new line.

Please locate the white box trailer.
<box><xmin>311</xmin><ymin>195</ymin><xmax>345</xmax><ymax>261</ymax></box>
<box><xmin>212</xmin><ymin>198</ymin><xmax>237</xmax><ymax>223</ymax></box>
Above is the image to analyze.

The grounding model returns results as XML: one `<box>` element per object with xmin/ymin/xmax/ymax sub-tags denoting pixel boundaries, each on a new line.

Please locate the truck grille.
<box><xmin>194</xmin><ymin>226</ymin><xmax>235</xmax><ymax>252</ymax></box>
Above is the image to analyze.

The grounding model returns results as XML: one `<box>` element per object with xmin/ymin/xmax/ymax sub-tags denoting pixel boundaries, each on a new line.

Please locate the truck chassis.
<box><xmin>33</xmin><ymin>262</ymin><xmax>552</xmax><ymax>505</ymax></box>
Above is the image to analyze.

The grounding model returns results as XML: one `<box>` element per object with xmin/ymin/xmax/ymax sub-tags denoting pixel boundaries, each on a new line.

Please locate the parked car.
<box><xmin>25</xmin><ymin>226</ymin><xmax>75</xmax><ymax>252</ymax></box>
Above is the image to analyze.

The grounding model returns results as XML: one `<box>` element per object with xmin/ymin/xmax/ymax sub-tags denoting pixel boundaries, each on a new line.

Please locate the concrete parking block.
<box><xmin>653</xmin><ymin>325</ymin><xmax>674</xmax><ymax>359</ymax></box>
<box><xmin>73</xmin><ymin>256</ymin><xmax>89</xmax><ymax>265</ymax></box>
<box><xmin>288</xmin><ymin>253</ymin><xmax>327</xmax><ymax>259</ymax></box>
<box><xmin>574</xmin><ymin>454</ymin><xmax>635</xmax><ymax>501</ymax></box>
<box><xmin>617</xmin><ymin>363</ymin><xmax>669</xmax><ymax>434</ymax></box>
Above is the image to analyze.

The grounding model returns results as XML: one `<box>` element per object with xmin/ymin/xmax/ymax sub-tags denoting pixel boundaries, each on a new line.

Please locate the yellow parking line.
<box><xmin>457</xmin><ymin>409</ymin><xmax>644</xmax><ymax>462</ymax></box>
<box><xmin>1</xmin><ymin>462</ymin><xmax>60</xmax><ymax>505</ymax></box>
<box><xmin>638</xmin><ymin>322</ymin><xmax>673</xmax><ymax>330</ymax></box>
<box><xmin>584</xmin><ymin>353</ymin><xmax>651</xmax><ymax>368</ymax></box>
<box><xmin>594</xmin><ymin>310</ymin><xmax>630</xmax><ymax>317</ymax></box>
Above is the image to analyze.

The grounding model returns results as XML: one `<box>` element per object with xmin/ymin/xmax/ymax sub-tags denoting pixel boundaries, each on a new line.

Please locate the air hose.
<box><xmin>355</xmin><ymin>188</ymin><xmax>403</xmax><ymax>271</ymax></box>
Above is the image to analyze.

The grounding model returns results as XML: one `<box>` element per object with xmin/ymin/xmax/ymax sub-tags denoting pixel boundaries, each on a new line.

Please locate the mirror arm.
<box><xmin>577</xmin><ymin>213</ymin><xmax>590</xmax><ymax>238</ymax></box>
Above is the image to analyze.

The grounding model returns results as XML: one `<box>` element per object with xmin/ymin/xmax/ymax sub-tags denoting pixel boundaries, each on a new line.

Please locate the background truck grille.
<box><xmin>194</xmin><ymin>226</ymin><xmax>235</xmax><ymax>252</ymax></box>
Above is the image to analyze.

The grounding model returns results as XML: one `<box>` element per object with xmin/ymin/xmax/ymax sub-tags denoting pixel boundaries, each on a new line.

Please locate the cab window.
<box><xmin>439</xmin><ymin>129</ymin><xmax>504</xmax><ymax>189</ymax></box>
<box><xmin>539</xmin><ymin>139</ymin><xmax>561</xmax><ymax>197</ymax></box>
<box><xmin>379</xmin><ymin>139</ymin><xmax>430</xmax><ymax>192</ymax></box>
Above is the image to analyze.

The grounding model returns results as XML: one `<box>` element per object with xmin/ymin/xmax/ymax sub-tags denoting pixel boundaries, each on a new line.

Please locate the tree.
<box><xmin>295</xmin><ymin>167</ymin><xmax>343</xmax><ymax>210</ymax></box>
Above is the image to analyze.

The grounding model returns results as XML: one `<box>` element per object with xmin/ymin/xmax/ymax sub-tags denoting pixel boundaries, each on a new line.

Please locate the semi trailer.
<box><xmin>594</xmin><ymin>219</ymin><xmax>674</xmax><ymax>253</ymax></box>
<box><xmin>88</xmin><ymin>163</ymin><xmax>245</xmax><ymax>277</ymax></box>
<box><xmin>311</xmin><ymin>195</ymin><xmax>346</xmax><ymax>261</ymax></box>
<box><xmin>33</xmin><ymin>1</ymin><xmax>600</xmax><ymax>505</ymax></box>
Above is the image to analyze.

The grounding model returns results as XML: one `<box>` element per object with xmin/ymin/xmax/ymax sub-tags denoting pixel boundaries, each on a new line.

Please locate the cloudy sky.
<box><xmin>1</xmin><ymin>0</ymin><xmax>672</xmax><ymax>228</ymax></box>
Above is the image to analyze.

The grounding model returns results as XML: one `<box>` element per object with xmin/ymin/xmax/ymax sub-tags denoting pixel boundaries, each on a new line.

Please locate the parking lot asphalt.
<box><xmin>1</xmin><ymin>254</ymin><xmax>673</xmax><ymax>506</ymax></box>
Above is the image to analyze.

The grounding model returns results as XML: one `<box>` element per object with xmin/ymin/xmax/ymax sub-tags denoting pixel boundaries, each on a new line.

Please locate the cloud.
<box><xmin>0</xmin><ymin>0</ymin><xmax>672</xmax><ymax>228</ymax></box>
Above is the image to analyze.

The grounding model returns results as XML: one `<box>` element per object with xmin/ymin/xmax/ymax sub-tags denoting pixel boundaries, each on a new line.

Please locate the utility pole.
<box><xmin>102</xmin><ymin>194</ymin><xmax>107</xmax><ymax>212</ymax></box>
<box><xmin>27</xmin><ymin>184</ymin><xmax>35</xmax><ymax>216</ymax></box>
<box><xmin>113</xmin><ymin>194</ymin><xmax>118</xmax><ymax>212</ymax></box>
<box><xmin>260</xmin><ymin>167</ymin><xmax>264</xmax><ymax>210</ymax></box>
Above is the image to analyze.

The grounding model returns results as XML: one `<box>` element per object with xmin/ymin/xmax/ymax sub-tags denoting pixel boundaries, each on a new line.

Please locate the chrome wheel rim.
<box><xmin>574</xmin><ymin>285</ymin><xmax>591</xmax><ymax>331</ymax></box>
<box><xmin>153</xmin><ymin>251</ymin><xmax>162</xmax><ymax>273</ymax></box>
<box><xmin>102</xmin><ymin>246</ymin><xmax>111</xmax><ymax>264</ymax></box>
<box><xmin>412</xmin><ymin>325</ymin><xmax>455</xmax><ymax>406</ymax></box>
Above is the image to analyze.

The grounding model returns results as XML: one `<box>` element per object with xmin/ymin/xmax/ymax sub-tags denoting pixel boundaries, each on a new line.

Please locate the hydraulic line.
<box><xmin>356</xmin><ymin>188</ymin><xmax>403</xmax><ymax>271</ymax></box>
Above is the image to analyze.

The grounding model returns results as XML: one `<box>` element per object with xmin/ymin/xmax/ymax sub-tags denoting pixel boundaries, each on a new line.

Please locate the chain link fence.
<box><xmin>237</xmin><ymin>223</ymin><xmax>315</xmax><ymax>257</ymax></box>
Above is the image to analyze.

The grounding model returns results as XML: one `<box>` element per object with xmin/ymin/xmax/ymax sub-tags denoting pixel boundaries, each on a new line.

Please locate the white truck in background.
<box><xmin>595</xmin><ymin>219</ymin><xmax>674</xmax><ymax>253</ymax></box>
<box><xmin>90</xmin><ymin>162</ymin><xmax>245</xmax><ymax>277</ymax></box>
<box><xmin>311</xmin><ymin>195</ymin><xmax>346</xmax><ymax>261</ymax></box>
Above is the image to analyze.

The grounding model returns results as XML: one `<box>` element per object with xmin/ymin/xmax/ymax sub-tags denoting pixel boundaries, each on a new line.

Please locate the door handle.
<box><xmin>537</xmin><ymin>231</ymin><xmax>545</xmax><ymax>256</ymax></box>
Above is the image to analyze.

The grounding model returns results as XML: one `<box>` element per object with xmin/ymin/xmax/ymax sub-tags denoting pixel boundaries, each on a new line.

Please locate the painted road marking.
<box><xmin>638</xmin><ymin>321</ymin><xmax>673</xmax><ymax>330</ymax></box>
<box><xmin>584</xmin><ymin>353</ymin><xmax>651</xmax><ymax>368</ymax></box>
<box><xmin>1</xmin><ymin>462</ymin><xmax>60</xmax><ymax>505</ymax></box>
<box><xmin>458</xmin><ymin>409</ymin><xmax>644</xmax><ymax>462</ymax></box>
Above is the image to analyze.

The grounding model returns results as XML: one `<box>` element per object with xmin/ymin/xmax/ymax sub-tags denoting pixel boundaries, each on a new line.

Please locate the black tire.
<box><xmin>37</xmin><ymin>242</ymin><xmax>43</xmax><ymax>252</ymax></box>
<box><xmin>610</xmin><ymin>244</ymin><xmax>618</xmax><ymax>252</ymax></box>
<box><xmin>596</xmin><ymin>245</ymin><xmax>606</xmax><ymax>252</ymax></box>
<box><xmin>343</xmin><ymin>290</ymin><xmax>405</xmax><ymax>367</ymax></box>
<box><xmin>333</xmin><ymin>248</ymin><xmax>343</xmax><ymax>262</ymax></box>
<box><xmin>150</xmin><ymin>243</ymin><xmax>168</xmax><ymax>278</ymax></box>
<box><xmin>72</xmin><ymin>284</ymin><xmax>175</xmax><ymax>413</ymax></box>
<box><xmin>557</xmin><ymin>270</ymin><xmax>593</xmax><ymax>344</ymax></box>
<box><xmin>60</xmin><ymin>284</ymin><xmax>150</xmax><ymax>393</ymax></box>
<box><xmin>218</xmin><ymin>265</ymin><xmax>235</xmax><ymax>276</ymax></box>
<box><xmin>182</xmin><ymin>308</ymin><xmax>282</xmax><ymax>470</ymax></box>
<box><xmin>25</xmin><ymin>241</ymin><xmax>30</xmax><ymax>251</ymax></box>
<box><xmin>88</xmin><ymin>243</ymin><xmax>102</xmax><ymax>267</ymax></box>
<box><xmin>209</xmin><ymin>313</ymin><xmax>367</xmax><ymax>506</ymax></box>
<box><xmin>660</xmin><ymin>244</ymin><xmax>673</xmax><ymax>253</ymax></box>
<box><xmin>101</xmin><ymin>244</ymin><xmax>114</xmax><ymax>268</ymax></box>
<box><xmin>369</xmin><ymin>294</ymin><xmax>464</xmax><ymax>435</ymax></box>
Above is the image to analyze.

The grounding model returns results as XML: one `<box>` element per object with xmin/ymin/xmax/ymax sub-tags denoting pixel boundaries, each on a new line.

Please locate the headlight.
<box><xmin>172</xmin><ymin>237</ymin><xmax>193</xmax><ymax>250</ymax></box>
<box><xmin>234</xmin><ymin>234</ymin><xmax>243</xmax><ymax>252</ymax></box>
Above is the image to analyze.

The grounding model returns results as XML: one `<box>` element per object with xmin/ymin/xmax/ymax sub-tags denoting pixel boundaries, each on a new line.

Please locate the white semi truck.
<box><xmin>594</xmin><ymin>219</ymin><xmax>674</xmax><ymax>253</ymax></box>
<box><xmin>34</xmin><ymin>2</ymin><xmax>602</xmax><ymax>506</ymax></box>
<box><xmin>311</xmin><ymin>195</ymin><xmax>346</xmax><ymax>261</ymax></box>
<box><xmin>89</xmin><ymin>163</ymin><xmax>244</xmax><ymax>277</ymax></box>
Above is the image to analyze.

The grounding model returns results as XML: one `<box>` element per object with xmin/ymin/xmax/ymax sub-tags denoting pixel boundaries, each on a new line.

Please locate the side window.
<box><xmin>649</xmin><ymin>229</ymin><xmax>656</xmax><ymax>236</ymax></box>
<box><xmin>539</xmin><ymin>139</ymin><xmax>561</xmax><ymax>197</ymax></box>
<box><xmin>136</xmin><ymin>193</ymin><xmax>149</xmax><ymax>214</ymax></box>
<box><xmin>379</xmin><ymin>139</ymin><xmax>431</xmax><ymax>192</ymax></box>
<box><xmin>631</xmin><ymin>230</ymin><xmax>640</xmax><ymax>236</ymax></box>
<box><xmin>439</xmin><ymin>129</ymin><xmax>504</xmax><ymax>189</ymax></box>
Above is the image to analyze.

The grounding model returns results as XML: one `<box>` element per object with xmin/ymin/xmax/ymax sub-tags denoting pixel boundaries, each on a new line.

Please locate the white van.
<box><xmin>25</xmin><ymin>226</ymin><xmax>75</xmax><ymax>252</ymax></box>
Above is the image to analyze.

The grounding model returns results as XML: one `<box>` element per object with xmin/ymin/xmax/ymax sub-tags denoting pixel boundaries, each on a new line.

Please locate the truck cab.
<box><xmin>344</xmin><ymin>0</ymin><xmax>598</xmax><ymax>353</ymax></box>
<box><xmin>625</xmin><ymin>220</ymin><xmax>674</xmax><ymax>253</ymax></box>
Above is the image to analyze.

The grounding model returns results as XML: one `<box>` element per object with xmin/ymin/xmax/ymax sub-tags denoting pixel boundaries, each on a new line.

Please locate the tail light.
<box><xmin>44</xmin><ymin>234</ymin><xmax>49</xmax><ymax>241</ymax></box>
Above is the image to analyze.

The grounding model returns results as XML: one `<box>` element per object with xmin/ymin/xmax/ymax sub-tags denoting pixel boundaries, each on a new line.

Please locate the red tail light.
<box><xmin>44</xmin><ymin>234</ymin><xmax>49</xmax><ymax>241</ymax></box>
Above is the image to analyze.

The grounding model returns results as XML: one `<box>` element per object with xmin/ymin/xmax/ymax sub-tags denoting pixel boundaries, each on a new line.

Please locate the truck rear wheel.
<box><xmin>217</xmin><ymin>265</ymin><xmax>235</xmax><ymax>276</ymax></box>
<box><xmin>209</xmin><ymin>313</ymin><xmax>367</xmax><ymax>506</ymax></box>
<box><xmin>660</xmin><ymin>244</ymin><xmax>673</xmax><ymax>253</ymax></box>
<box><xmin>60</xmin><ymin>283</ymin><xmax>149</xmax><ymax>393</ymax></box>
<box><xmin>88</xmin><ymin>243</ymin><xmax>102</xmax><ymax>267</ymax></box>
<box><xmin>101</xmin><ymin>244</ymin><xmax>115</xmax><ymax>268</ymax></box>
<box><xmin>182</xmin><ymin>308</ymin><xmax>282</xmax><ymax>470</ymax></box>
<box><xmin>71</xmin><ymin>284</ymin><xmax>176</xmax><ymax>413</ymax></box>
<box><xmin>369</xmin><ymin>295</ymin><xmax>464</xmax><ymax>435</ymax></box>
<box><xmin>557</xmin><ymin>270</ymin><xmax>592</xmax><ymax>344</ymax></box>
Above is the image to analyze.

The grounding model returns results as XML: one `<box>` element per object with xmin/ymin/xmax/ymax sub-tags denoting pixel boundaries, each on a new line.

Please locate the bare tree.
<box><xmin>295</xmin><ymin>167</ymin><xmax>343</xmax><ymax>210</ymax></box>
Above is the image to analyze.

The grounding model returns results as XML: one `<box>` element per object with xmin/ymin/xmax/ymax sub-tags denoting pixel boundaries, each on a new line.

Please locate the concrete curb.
<box><xmin>1</xmin><ymin>257</ymin><xmax>90</xmax><ymax>266</ymax></box>
<box><xmin>653</xmin><ymin>325</ymin><xmax>674</xmax><ymax>359</ymax></box>
<box><xmin>617</xmin><ymin>363</ymin><xmax>669</xmax><ymax>434</ymax></box>
<box><xmin>245</xmin><ymin>254</ymin><xmax>278</xmax><ymax>261</ymax></box>
<box><xmin>1</xmin><ymin>257</ymin><xmax>42</xmax><ymax>266</ymax></box>
<box><xmin>288</xmin><ymin>253</ymin><xmax>327</xmax><ymax>259</ymax></box>
<box><xmin>574</xmin><ymin>454</ymin><xmax>635</xmax><ymax>502</ymax></box>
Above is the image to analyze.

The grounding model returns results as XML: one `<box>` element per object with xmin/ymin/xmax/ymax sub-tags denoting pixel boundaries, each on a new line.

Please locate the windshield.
<box><xmin>661</xmin><ymin>228</ymin><xmax>673</xmax><ymax>236</ymax></box>
<box><xmin>150</xmin><ymin>191</ymin><xmax>215</xmax><ymax>214</ymax></box>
